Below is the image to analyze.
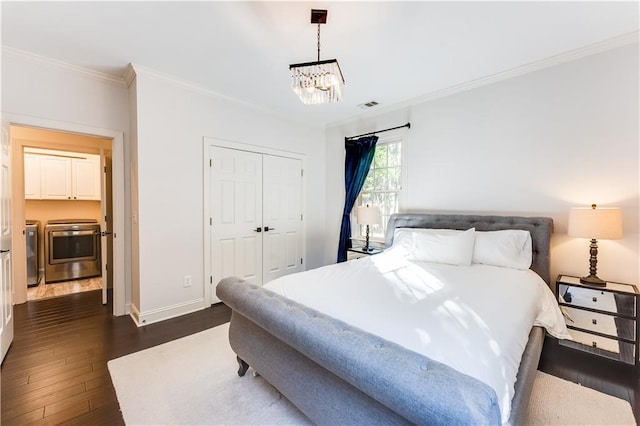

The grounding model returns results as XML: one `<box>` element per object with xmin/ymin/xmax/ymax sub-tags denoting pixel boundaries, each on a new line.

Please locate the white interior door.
<box><xmin>99</xmin><ymin>150</ymin><xmax>108</xmax><ymax>305</ymax></box>
<box><xmin>0</xmin><ymin>121</ymin><xmax>14</xmax><ymax>362</ymax></box>
<box><xmin>262</xmin><ymin>155</ymin><xmax>303</xmax><ymax>284</ymax></box>
<box><xmin>210</xmin><ymin>146</ymin><xmax>263</xmax><ymax>302</ymax></box>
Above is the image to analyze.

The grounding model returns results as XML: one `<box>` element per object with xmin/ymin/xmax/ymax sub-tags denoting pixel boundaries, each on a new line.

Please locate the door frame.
<box><xmin>7</xmin><ymin>113</ymin><xmax>127</xmax><ymax>316</ymax></box>
<box><xmin>202</xmin><ymin>137</ymin><xmax>306</xmax><ymax>305</ymax></box>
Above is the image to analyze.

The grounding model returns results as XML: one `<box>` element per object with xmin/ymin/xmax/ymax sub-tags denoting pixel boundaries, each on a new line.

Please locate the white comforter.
<box><xmin>264</xmin><ymin>251</ymin><xmax>569</xmax><ymax>423</ymax></box>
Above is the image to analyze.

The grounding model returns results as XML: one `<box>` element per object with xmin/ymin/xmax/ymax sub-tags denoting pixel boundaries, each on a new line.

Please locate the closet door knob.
<box><xmin>264</xmin><ymin>226</ymin><xmax>275</xmax><ymax>232</ymax></box>
<box><xmin>254</xmin><ymin>227</ymin><xmax>262</xmax><ymax>232</ymax></box>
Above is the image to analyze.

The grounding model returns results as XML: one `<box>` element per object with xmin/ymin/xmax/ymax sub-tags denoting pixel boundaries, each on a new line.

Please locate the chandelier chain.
<box><xmin>317</xmin><ymin>24</ymin><xmax>321</xmax><ymax>62</ymax></box>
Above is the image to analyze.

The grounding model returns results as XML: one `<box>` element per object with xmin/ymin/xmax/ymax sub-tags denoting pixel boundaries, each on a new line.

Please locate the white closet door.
<box><xmin>262</xmin><ymin>155</ymin><xmax>303</xmax><ymax>284</ymax></box>
<box><xmin>210</xmin><ymin>147</ymin><xmax>263</xmax><ymax>290</ymax></box>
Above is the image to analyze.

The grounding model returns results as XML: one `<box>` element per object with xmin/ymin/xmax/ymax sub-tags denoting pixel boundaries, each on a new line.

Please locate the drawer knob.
<box><xmin>592</xmin><ymin>319</ymin><xmax>597</xmax><ymax>325</ymax></box>
<box><xmin>592</xmin><ymin>341</ymin><xmax>597</xmax><ymax>348</ymax></box>
<box><xmin>592</xmin><ymin>297</ymin><xmax>598</xmax><ymax>302</ymax></box>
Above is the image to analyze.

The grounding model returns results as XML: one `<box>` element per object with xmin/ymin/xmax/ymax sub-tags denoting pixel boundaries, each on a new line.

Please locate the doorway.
<box><xmin>8</xmin><ymin>118</ymin><xmax>126</xmax><ymax>316</ymax></box>
<box><xmin>15</xmin><ymin>126</ymin><xmax>111</xmax><ymax>302</ymax></box>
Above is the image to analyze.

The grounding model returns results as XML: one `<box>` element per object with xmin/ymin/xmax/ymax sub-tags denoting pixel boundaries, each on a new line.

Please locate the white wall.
<box><xmin>326</xmin><ymin>43</ymin><xmax>639</xmax><ymax>286</ymax></box>
<box><xmin>129</xmin><ymin>66</ymin><xmax>326</xmax><ymax>324</ymax></box>
<box><xmin>1</xmin><ymin>47</ymin><xmax>133</xmax><ymax>307</ymax></box>
<box><xmin>1</xmin><ymin>49</ymin><xmax>129</xmax><ymax>129</ymax></box>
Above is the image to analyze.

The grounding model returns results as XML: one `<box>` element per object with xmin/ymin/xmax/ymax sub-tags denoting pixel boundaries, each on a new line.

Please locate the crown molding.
<box><xmin>2</xmin><ymin>45</ymin><xmax>127</xmax><ymax>88</ymax></box>
<box><xmin>128</xmin><ymin>63</ymin><xmax>324</xmax><ymax>129</ymax></box>
<box><xmin>123</xmin><ymin>63</ymin><xmax>137</xmax><ymax>87</ymax></box>
<box><xmin>128</xmin><ymin>63</ymin><xmax>271</xmax><ymax>110</ymax></box>
<box><xmin>328</xmin><ymin>31</ymin><xmax>640</xmax><ymax>129</ymax></box>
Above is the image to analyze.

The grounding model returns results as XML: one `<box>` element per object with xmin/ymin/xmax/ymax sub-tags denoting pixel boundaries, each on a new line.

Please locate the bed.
<box><xmin>216</xmin><ymin>213</ymin><xmax>569</xmax><ymax>425</ymax></box>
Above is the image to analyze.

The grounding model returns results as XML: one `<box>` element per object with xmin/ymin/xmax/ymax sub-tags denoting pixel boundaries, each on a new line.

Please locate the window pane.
<box><xmin>360</xmin><ymin>192</ymin><xmax>374</xmax><ymax>206</ymax></box>
<box><xmin>370</xmin><ymin>222</ymin><xmax>383</xmax><ymax>238</ymax></box>
<box><xmin>388</xmin><ymin>166</ymin><xmax>401</xmax><ymax>189</ymax></box>
<box><xmin>354</xmin><ymin>138</ymin><xmax>403</xmax><ymax>241</ymax></box>
<box><xmin>388</xmin><ymin>143</ymin><xmax>401</xmax><ymax>167</ymax></box>
<box><xmin>373</xmin><ymin>145</ymin><xmax>387</xmax><ymax>169</ymax></box>
<box><xmin>374</xmin><ymin>169</ymin><xmax>388</xmax><ymax>190</ymax></box>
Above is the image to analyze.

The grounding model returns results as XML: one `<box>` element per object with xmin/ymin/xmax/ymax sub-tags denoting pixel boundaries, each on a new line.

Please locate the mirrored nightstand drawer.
<box><xmin>559</xmin><ymin>284</ymin><xmax>636</xmax><ymax>317</ymax></box>
<box><xmin>561</xmin><ymin>329</ymin><xmax>636</xmax><ymax>365</ymax></box>
<box><xmin>563</xmin><ymin>306</ymin><xmax>636</xmax><ymax>341</ymax></box>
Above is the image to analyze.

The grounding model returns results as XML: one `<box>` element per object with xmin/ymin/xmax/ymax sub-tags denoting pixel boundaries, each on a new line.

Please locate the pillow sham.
<box><xmin>472</xmin><ymin>229</ymin><xmax>532</xmax><ymax>270</ymax></box>
<box><xmin>392</xmin><ymin>227</ymin><xmax>476</xmax><ymax>266</ymax></box>
<box><xmin>389</xmin><ymin>228</ymin><xmax>415</xmax><ymax>255</ymax></box>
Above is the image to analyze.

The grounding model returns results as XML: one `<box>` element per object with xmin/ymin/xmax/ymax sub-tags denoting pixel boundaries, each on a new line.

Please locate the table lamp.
<box><xmin>356</xmin><ymin>204</ymin><xmax>381</xmax><ymax>252</ymax></box>
<box><xmin>568</xmin><ymin>204</ymin><xmax>623</xmax><ymax>286</ymax></box>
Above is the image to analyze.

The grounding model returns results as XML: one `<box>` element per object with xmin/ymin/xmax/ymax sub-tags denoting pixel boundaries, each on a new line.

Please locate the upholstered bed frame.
<box><xmin>217</xmin><ymin>213</ymin><xmax>553</xmax><ymax>425</ymax></box>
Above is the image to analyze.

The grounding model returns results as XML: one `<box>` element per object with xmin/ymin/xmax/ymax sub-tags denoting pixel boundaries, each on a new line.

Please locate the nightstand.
<box><xmin>556</xmin><ymin>274</ymin><xmax>638</xmax><ymax>365</ymax></box>
<box><xmin>347</xmin><ymin>246</ymin><xmax>383</xmax><ymax>260</ymax></box>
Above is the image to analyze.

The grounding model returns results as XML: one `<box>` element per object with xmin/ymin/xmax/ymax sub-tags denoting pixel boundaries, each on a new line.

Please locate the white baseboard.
<box><xmin>129</xmin><ymin>298</ymin><xmax>207</xmax><ymax>327</ymax></box>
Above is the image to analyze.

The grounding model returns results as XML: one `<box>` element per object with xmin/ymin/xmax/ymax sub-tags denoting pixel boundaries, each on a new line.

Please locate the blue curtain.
<box><xmin>337</xmin><ymin>135</ymin><xmax>378</xmax><ymax>262</ymax></box>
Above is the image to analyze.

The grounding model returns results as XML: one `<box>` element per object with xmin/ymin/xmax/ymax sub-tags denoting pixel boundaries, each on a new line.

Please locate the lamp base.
<box><xmin>579</xmin><ymin>274</ymin><xmax>607</xmax><ymax>286</ymax></box>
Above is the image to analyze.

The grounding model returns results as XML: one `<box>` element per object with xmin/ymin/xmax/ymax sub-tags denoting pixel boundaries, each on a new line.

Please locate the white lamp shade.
<box><xmin>356</xmin><ymin>205</ymin><xmax>381</xmax><ymax>225</ymax></box>
<box><xmin>568</xmin><ymin>206</ymin><xmax>623</xmax><ymax>240</ymax></box>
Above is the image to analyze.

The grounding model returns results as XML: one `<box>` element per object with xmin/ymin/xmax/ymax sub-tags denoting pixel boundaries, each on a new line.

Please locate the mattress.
<box><xmin>264</xmin><ymin>251</ymin><xmax>569</xmax><ymax>422</ymax></box>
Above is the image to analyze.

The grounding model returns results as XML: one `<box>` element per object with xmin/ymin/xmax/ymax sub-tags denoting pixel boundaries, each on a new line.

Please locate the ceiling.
<box><xmin>2</xmin><ymin>1</ymin><xmax>638</xmax><ymax>127</ymax></box>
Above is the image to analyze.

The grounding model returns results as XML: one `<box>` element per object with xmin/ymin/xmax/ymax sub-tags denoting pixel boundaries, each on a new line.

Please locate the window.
<box><xmin>355</xmin><ymin>135</ymin><xmax>403</xmax><ymax>240</ymax></box>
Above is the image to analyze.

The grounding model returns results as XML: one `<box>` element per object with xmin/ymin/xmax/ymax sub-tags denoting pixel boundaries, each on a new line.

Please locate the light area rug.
<box><xmin>108</xmin><ymin>323</ymin><xmax>636</xmax><ymax>426</ymax></box>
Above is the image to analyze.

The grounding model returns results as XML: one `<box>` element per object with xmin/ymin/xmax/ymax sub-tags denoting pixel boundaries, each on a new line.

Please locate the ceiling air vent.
<box><xmin>357</xmin><ymin>101</ymin><xmax>379</xmax><ymax>110</ymax></box>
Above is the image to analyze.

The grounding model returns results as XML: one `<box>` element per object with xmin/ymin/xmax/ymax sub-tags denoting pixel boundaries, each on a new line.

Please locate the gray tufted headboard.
<box><xmin>384</xmin><ymin>213</ymin><xmax>554</xmax><ymax>285</ymax></box>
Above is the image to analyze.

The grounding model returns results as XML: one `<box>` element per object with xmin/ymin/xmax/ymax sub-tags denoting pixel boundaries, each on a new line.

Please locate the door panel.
<box><xmin>209</xmin><ymin>147</ymin><xmax>304</xmax><ymax>302</ymax></box>
<box><xmin>72</xmin><ymin>156</ymin><xmax>101</xmax><ymax>200</ymax></box>
<box><xmin>100</xmin><ymin>151</ymin><xmax>107</xmax><ymax>305</ymax></box>
<box><xmin>262</xmin><ymin>155</ymin><xmax>303</xmax><ymax>284</ymax></box>
<box><xmin>40</xmin><ymin>156</ymin><xmax>72</xmax><ymax>199</ymax></box>
<box><xmin>219</xmin><ymin>238</ymin><xmax>235</xmax><ymax>279</ymax></box>
<box><xmin>210</xmin><ymin>147</ymin><xmax>263</xmax><ymax>298</ymax></box>
<box><xmin>1</xmin><ymin>122</ymin><xmax>13</xmax><ymax>362</ymax></box>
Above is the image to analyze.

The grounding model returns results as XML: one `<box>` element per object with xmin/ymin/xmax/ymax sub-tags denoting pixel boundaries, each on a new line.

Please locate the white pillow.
<box><xmin>472</xmin><ymin>230</ymin><xmax>532</xmax><ymax>270</ymax></box>
<box><xmin>389</xmin><ymin>228</ymin><xmax>415</xmax><ymax>255</ymax></box>
<box><xmin>392</xmin><ymin>227</ymin><xmax>476</xmax><ymax>266</ymax></box>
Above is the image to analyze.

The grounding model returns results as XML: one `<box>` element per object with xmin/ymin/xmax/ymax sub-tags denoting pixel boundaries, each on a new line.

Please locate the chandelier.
<box><xmin>289</xmin><ymin>9</ymin><xmax>344</xmax><ymax>105</ymax></box>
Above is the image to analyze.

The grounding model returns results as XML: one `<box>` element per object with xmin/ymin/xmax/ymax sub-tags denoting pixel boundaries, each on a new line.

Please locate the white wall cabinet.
<box><xmin>71</xmin><ymin>156</ymin><xmax>101</xmax><ymax>200</ymax></box>
<box><xmin>40</xmin><ymin>155</ymin><xmax>72</xmax><ymax>199</ymax></box>
<box><xmin>24</xmin><ymin>150</ymin><xmax>101</xmax><ymax>201</ymax></box>
<box><xmin>23</xmin><ymin>153</ymin><xmax>42</xmax><ymax>199</ymax></box>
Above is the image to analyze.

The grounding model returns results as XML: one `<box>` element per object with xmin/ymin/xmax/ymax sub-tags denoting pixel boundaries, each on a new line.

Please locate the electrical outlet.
<box><xmin>183</xmin><ymin>275</ymin><xmax>192</xmax><ymax>288</ymax></box>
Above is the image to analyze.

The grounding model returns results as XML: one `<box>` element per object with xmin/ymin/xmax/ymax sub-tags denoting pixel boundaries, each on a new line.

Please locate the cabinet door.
<box><xmin>40</xmin><ymin>156</ymin><xmax>72</xmax><ymax>199</ymax></box>
<box><xmin>72</xmin><ymin>156</ymin><xmax>101</xmax><ymax>200</ymax></box>
<box><xmin>23</xmin><ymin>153</ymin><xmax>41</xmax><ymax>199</ymax></box>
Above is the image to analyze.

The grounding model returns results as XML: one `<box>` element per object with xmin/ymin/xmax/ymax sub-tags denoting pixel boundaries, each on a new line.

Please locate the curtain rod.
<box><xmin>346</xmin><ymin>122</ymin><xmax>410</xmax><ymax>141</ymax></box>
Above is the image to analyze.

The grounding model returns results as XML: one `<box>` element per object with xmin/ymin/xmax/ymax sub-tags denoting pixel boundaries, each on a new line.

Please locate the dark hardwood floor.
<box><xmin>1</xmin><ymin>290</ymin><xmax>231</xmax><ymax>425</ymax></box>
<box><xmin>2</xmin><ymin>290</ymin><xmax>638</xmax><ymax>425</ymax></box>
